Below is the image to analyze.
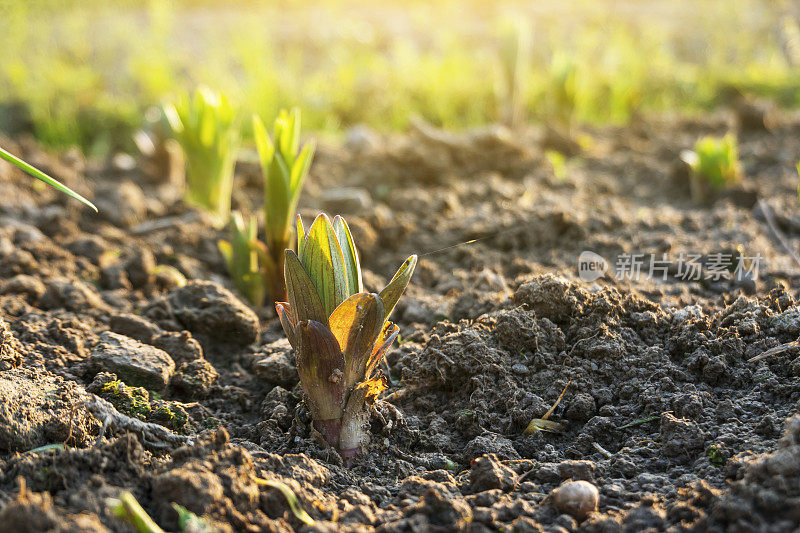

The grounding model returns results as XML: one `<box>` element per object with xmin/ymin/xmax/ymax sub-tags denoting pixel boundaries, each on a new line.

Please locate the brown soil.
<box><xmin>1</xmin><ymin>112</ymin><xmax>800</xmax><ymax>532</ymax></box>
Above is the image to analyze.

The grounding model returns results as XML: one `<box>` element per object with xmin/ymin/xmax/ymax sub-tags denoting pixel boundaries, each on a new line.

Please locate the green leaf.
<box><xmin>172</xmin><ymin>504</ymin><xmax>216</xmax><ymax>533</ymax></box>
<box><xmin>365</xmin><ymin>322</ymin><xmax>399</xmax><ymax>379</ymax></box>
<box><xmin>108</xmin><ymin>492</ymin><xmax>165</xmax><ymax>533</ymax></box>
<box><xmin>0</xmin><ymin>146</ymin><xmax>97</xmax><ymax>211</ymax></box>
<box><xmin>295</xmin><ymin>320</ymin><xmax>346</xmax><ymax>420</ymax></box>
<box><xmin>275</xmin><ymin>302</ymin><xmax>297</xmax><ymax>347</ymax></box>
<box><xmin>296</xmin><ymin>214</ymin><xmax>306</xmax><ymax>259</ymax></box>
<box><xmin>284</xmin><ymin>250</ymin><xmax>328</xmax><ymax>325</ymax></box>
<box><xmin>217</xmin><ymin>240</ymin><xmax>234</xmax><ymax>272</ymax></box>
<box><xmin>329</xmin><ymin>293</ymin><xmax>385</xmax><ymax>389</ymax></box>
<box><xmin>379</xmin><ymin>255</ymin><xmax>418</xmax><ymax>321</ymax></box>
<box><xmin>278</xmin><ymin>108</ymin><xmax>300</xmax><ymax>163</ymax></box>
<box><xmin>289</xmin><ymin>139</ymin><xmax>315</xmax><ymax>195</ymax></box>
<box><xmin>301</xmin><ymin>214</ymin><xmax>350</xmax><ymax>316</ymax></box>
<box><xmin>333</xmin><ymin>215</ymin><xmax>363</xmax><ymax>295</ymax></box>
<box><xmin>164</xmin><ymin>87</ymin><xmax>239</xmax><ymax>226</ymax></box>
<box><xmin>253</xmin><ymin>114</ymin><xmax>275</xmax><ymax>170</ymax></box>
<box><xmin>253</xmin><ymin>478</ymin><xmax>315</xmax><ymax>526</ymax></box>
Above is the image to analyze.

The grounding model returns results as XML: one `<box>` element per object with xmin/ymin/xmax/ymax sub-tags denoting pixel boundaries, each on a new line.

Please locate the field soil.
<box><xmin>1</xmin><ymin>112</ymin><xmax>800</xmax><ymax>532</ymax></box>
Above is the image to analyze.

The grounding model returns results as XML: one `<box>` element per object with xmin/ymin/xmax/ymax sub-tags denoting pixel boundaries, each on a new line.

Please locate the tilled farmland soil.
<box><xmin>1</xmin><ymin>113</ymin><xmax>800</xmax><ymax>532</ymax></box>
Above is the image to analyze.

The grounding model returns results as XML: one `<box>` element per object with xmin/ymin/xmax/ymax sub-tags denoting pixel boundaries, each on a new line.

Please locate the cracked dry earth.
<box><xmin>1</xmin><ymin>111</ymin><xmax>800</xmax><ymax>532</ymax></box>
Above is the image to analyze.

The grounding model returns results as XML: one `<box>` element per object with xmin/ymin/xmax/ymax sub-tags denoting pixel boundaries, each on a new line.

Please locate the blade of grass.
<box><xmin>107</xmin><ymin>492</ymin><xmax>165</xmax><ymax>533</ymax></box>
<box><xmin>253</xmin><ymin>477</ymin><xmax>314</xmax><ymax>526</ymax></box>
<box><xmin>0</xmin><ymin>146</ymin><xmax>97</xmax><ymax>211</ymax></box>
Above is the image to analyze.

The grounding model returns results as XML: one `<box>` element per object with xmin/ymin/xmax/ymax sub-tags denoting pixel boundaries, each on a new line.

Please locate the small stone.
<box><xmin>0</xmin><ymin>274</ymin><xmax>46</xmax><ymax>302</ymax></box>
<box><xmin>164</xmin><ymin>281</ymin><xmax>260</xmax><ymax>346</ymax></box>
<box><xmin>65</xmin><ymin>235</ymin><xmax>111</xmax><ymax>264</ymax></box>
<box><xmin>252</xmin><ymin>339</ymin><xmax>298</xmax><ymax>387</ymax></box>
<box><xmin>39</xmin><ymin>279</ymin><xmax>110</xmax><ymax>313</ymax></box>
<box><xmin>550</xmin><ymin>480</ymin><xmax>599</xmax><ymax>521</ymax></box>
<box><xmin>95</xmin><ymin>181</ymin><xmax>147</xmax><ymax>228</ymax></box>
<box><xmin>151</xmin><ymin>331</ymin><xmax>203</xmax><ymax>365</ymax></box>
<box><xmin>125</xmin><ymin>248</ymin><xmax>156</xmax><ymax>288</ymax></box>
<box><xmin>565</xmin><ymin>393</ymin><xmax>597</xmax><ymax>422</ymax></box>
<box><xmin>90</xmin><ymin>332</ymin><xmax>175</xmax><ymax>392</ymax></box>
<box><xmin>470</xmin><ymin>453</ymin><xmax>518</xmax><ymax>492</ymax></box>
<box><xmin>171</xmin><ymin>359</ymin><xmax>219</xmax><ymax>399</ymax></box>
<box><xmin>557</xmin><ymin>460</ymin><xmax>596</xmax><ymax>481</ymax></box>
<box><xmin>511</xmin><ymin>363</ymin><xmax>529</xmax><ymax>375</ymax></box>
<box><xmin>465</xmin><ymin>433</ymin><xmax>521</xmax><ymax>461</ymax></box>
<box><xmin>109</xmin><ymin>314</ymin><xmax>163</xmax><ymax>344</ymax></box>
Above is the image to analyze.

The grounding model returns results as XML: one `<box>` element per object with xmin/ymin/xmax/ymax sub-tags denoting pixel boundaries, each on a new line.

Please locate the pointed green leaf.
<box><xmin>162</xmin><ymin>103</ymin><xmax>183</xmax><ymax>134</ymax></box>
<box><xmin>279</xmin><ymin>108</ymin><xmax>300</xmax><ymax>162</ymax></box>
<box><xmin>295</xmin><ymin>320</ymin><xmax>346</xmax><ymax>421</ymax></box>
<box><xmin>302</xmin><ymin>214</ymin><xmax>349</xmax><ymax>316</ymax></box>
<box><xmin>253</xmin><ymin>478</ymin><xmax>315</xmax><ymax>527</ymax></box>
<box><xmin>284</xmin><ymin>250</ymin><xmax>328</xmax><ymax>325</ymax></box>
<box><xmin>329</xmin><ymin>293</ymin><xmax>385</xmax><ymax>389</ymax></box>
<box><xmin>296</xmin><ymin>214</ymin><xmax>306</xmax><ymax>259</ymax></box>
<box><xmin>275</xmin><ymin>302</ymin><xmax>297</xmax><ymax>347</ymax></box>
<box><xmin>379</xmin><ymin>255</ymin><xmax>418</xmax><ymax>321</ymax></box>
<box><xmin>333</xmin><ymin>215</ymin><xmax>363</xmax><ymax>295</ymax></box>
<box><xmin>365</xmin><ymin>322</ymin><xmax>399</xmax><ymax>378</ymax></box>
<box><xmin>264</xmin><ymin>153</ymin><xmax>293</xmax><ymax>249</ymax></box>
<box><xmin>0</xmin><ymin>146</ymin><xmax>98</xmax><ymax>211</ymax></box>
<box><xmin>217</xmin><ymin>240</ymin><xmax>234</xmax><ymax>272</ymax></box>
<box><xmin>289</xmin><ymin>140</ymin><xmax>315</xmax><ymax>194</ymax></box>
<box><xmin>253</xmin><ymin>114</ymin><xmax>275</xmax><ymax>169</ymax></box>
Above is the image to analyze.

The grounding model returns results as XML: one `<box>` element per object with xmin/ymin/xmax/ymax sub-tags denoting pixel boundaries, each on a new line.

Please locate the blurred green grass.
<box><xmin>1</xmin><ymin>0</ymin><xmax>799</xmax><ymax>154</ymax></box>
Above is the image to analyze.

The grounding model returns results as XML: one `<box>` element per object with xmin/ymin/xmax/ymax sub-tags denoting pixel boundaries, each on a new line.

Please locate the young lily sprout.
<box><xmin>276</xmin><ymin>214</ymin><xmax>417</xmax><ymax>463</ymax></box>
<box><xmin>163</xmin><ymin>86</ymin><xmax>239</xmax><ymax>227</ymax></box>
<box><xmin>218</xmin><ymin>212</ymin><xmax>265</xmax><ymax>306</ymax></box>
<box><xmin>252</xmin><ymin>109</ymin><xmax>315</xmax><ymax>304</ymax></box>
<box><xmin>680</xmin><ymin>133</ymin><xmax>741</xmax><ymax>203</ymax></box>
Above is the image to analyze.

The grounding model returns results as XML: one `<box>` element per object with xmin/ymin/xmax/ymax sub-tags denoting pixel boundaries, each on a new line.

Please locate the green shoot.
<box><xmin>172</xmin><ymin>504</ymin><xmax>218</xmax><ymax>532</ymax></box>
<box><xmin>252</xmin><ymin>108</ymin><xmax>315</xmax><ymax>303</ymax></box>
<box><xmin>107</xmin><ymin>492</ymin><xmax>165</xmax><ymax>533</ymax></box>
<box><xmin>497</xmin><ymin>18</ymin><xmax>532</xmax><ymax>128</ymax></box>
<box><xmin>253</xmin><ymin>477</ymin><xmax>315</xmax><ymax>526</ymax></box>
<box><xmin>548</xmin><ymin>52</ymin><xmax>579</xmax><ymax>132</ymax></box>
<box><xmin>680</xmin><ymin>133</ymin><xmax>741</xmax><ymax>203</ymax></box>
<box><xmin>545</xmin><ymin>150</ymin><xmax>567</xmax><ymax>181</ymax></box>
<box><xmin>218</xmin><ymin>212</ymin><xmax>265</xmax><ymax>306</ymax></box>
<box><xmin>277</xmin><ymin>214</ymin><xmax>416</xmax><ymax>464</ymax></box>
<box><xmin>164</xmin><ymin>86</ymin><xmax>239</xmax><ymax>227</ymax></box>
<box><xmin>0</xmin><ymin>145</ymin><xmax>97</xmax><ymax>211</ymax></box>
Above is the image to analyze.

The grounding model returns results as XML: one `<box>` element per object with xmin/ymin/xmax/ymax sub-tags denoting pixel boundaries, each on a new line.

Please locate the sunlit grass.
<box><xmin>0</xmin><ymin>0</ymin><xmax>798</xmax><ymax>151</ymax></box>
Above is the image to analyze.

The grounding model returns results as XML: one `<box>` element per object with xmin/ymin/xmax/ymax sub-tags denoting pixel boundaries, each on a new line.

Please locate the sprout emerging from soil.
<box><xmin>0</xmin><ymin>145</ymin><xmax>97</xmax><ymax>211</ymax></box>
<box><xmin>218</xmin><ymin>212</ymin><xmax>265</xmax><ymax>306</ymax></box>
<box><xmin>548</xmin><ymin>52</ymin><xmax>579</xmax><ymax>132</ymax></box>
<box><xmin>163</xmin><ymin>86</ymin><xmax>239</xmax><ymax>227</ymax></box>
<box><xmin>680</xmin><ymin>133</ymin><xmax>742</xmax><ymax>203</ymax></box>
<box><xmin>277</xmin><ymin>214</ymin><xmax>416</xmax><ymax>463</ymax></box>
<box><xmin>251</xmin><ymin>108</ymin><xmax>315</xmax><ymax>303</ymax></box>
<box><xmin>497</xmin><ymin>18</ymin><xmax>532</xmax><ymax>128</ymax></box>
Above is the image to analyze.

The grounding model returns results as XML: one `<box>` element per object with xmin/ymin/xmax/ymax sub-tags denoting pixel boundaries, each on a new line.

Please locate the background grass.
<box><xmin>1</xmin><ymin>0</ymin><xmax>799</xmax><ymax>154</ymax></box>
